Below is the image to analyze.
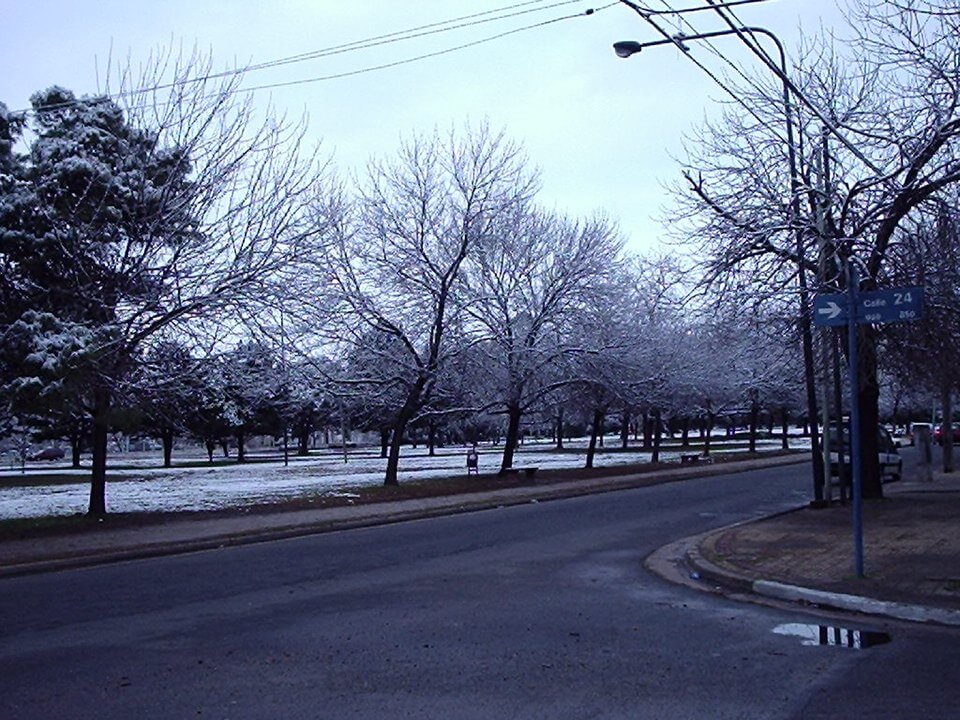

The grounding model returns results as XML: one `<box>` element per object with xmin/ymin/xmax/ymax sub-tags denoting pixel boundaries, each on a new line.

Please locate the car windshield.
<box><xmin>827</xmin><ymin>424</ymin><xmax>893</xmax><ymax>450</ymax></box>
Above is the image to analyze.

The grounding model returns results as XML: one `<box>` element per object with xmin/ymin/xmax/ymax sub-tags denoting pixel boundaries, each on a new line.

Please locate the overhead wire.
<box><xmin>13</xmin><ymin>0</ymin><xmax>612</xmax><ymax>116</ymax></box>
<box><xmin>239</xmin><ymin>5</ymin><xmax>615</xmax><ymax>95</ymax></box>
<box><xmin>657</xmin><ymin>0</ymin><xmax>781</xmax><ymax>101</ymax></box>
<box><xmin>704</xmin><ymin>0</ymin><xmax>783</xmax><ymax>71</ymax></box>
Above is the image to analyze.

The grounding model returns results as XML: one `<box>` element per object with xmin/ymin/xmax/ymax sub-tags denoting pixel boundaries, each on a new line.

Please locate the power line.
<box><xmin>239</xmin><ymin>6</ymin><xmax>612</xmax><ymax>95</ymax></box>
<box><xmin>13</xmin><ymin>0</ymin><xmax>605</xmax><ymax>117</ymax></box>
<box><xmin>652</xmin><ymin>0</ymin><xmax>791</xmax><ymax>141</ymax></box>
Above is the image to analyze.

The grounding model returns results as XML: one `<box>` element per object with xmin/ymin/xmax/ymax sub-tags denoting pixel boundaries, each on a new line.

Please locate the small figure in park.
<box><xmin>466</xmin><ymin>444</ymin><xmax>479</xmax><ymax>475</ymax></box>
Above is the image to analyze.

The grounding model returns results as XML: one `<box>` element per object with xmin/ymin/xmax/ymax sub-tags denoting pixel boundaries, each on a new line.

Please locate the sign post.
<box><xmin>846</xmin><ymin>265</ymin><xmax>864</xmax><ymax>578</ymax></box>
<box><xmin>814</xmin><ymin>277</ymin><xmax>924</xmax><ymax>577</ymax></box>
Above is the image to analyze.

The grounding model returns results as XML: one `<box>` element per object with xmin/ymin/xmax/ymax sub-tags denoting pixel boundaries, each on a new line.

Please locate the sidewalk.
<box><xmin>680</xmin><ymin>462</ymin><xmax>960</xmax><ymax>626</ymax></box>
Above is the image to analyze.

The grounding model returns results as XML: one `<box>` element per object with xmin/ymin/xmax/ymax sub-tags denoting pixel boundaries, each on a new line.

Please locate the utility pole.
<box><xmin>814</xmin><ymin>130</ymin><xmax>833</xmax><ymax>502</ymax></box>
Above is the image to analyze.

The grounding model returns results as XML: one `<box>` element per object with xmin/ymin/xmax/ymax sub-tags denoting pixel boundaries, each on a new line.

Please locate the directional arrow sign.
<box><xmin>813</xmin><ymin>293</ymin><xmax>848</xmax><ymax>326</ymax></box>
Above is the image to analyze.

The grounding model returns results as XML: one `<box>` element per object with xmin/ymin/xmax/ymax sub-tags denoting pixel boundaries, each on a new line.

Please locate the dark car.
<box><xmin>28</xmin><ymin>447</ymin><xmax>65</xmax><ymax>461</ymax></box>
<box><xmin>934</xmin><ymin>423</ymin><xmax>960</xmax><ymax>445</ymax></box>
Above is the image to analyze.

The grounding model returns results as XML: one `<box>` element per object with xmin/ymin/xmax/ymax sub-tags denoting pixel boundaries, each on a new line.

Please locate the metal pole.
<box><xmin>846</xmin><ymin>262</ymin><xmax>865</xmax><ymax>577</ymax></box>
<box><xmin>814</xmin><ymin>131</ymin><xmax>832</xmax><ymax>502</ymax></box>
<box><xmin>280</xmin><ymin>310</ymin><xmax>289</xmax><ymax>467</ymax></box>
<box><xmin>340</xmin><ymin>398</ymin><xmax>348</xmax><ymax>464</ymax></box>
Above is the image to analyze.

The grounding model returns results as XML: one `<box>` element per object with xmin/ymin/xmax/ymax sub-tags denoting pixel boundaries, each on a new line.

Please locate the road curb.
<box><xmin>751</xmin><ymin>580</ymin><xmax>960</xmax><ymax>626</ymax></box>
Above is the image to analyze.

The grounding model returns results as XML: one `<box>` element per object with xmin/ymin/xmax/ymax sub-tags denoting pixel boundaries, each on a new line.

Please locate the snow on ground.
<box><xmin>0</xmin><ymin>437</ymin><xmax>802</xmax><ymax>520</ymax></box>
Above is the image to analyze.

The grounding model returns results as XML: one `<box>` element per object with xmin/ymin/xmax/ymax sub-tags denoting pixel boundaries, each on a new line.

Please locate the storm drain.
<box><xmin>773</xmin><ymin>623</ymin><xmax>891</xmax><ymax>649</ymax></box>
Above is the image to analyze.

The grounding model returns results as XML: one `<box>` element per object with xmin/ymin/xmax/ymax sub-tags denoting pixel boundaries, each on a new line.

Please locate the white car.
<box><xmin>828</xmin><ymin>424</ymin><xmax>902</xmax><ymax>483</ymax></box>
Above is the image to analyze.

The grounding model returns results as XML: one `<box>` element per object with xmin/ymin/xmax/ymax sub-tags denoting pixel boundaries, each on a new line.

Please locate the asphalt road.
<box><xmin>2</xmin><ymin>463</ymin><xmax>959</xmax><ymax>719</ymax></box>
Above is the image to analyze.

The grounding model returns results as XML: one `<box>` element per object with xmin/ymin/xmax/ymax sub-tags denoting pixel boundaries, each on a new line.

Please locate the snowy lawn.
<box><xmin>0</xmin><ymin>436</ymin><xmax>805</xmax><ymax>520</ymax></box>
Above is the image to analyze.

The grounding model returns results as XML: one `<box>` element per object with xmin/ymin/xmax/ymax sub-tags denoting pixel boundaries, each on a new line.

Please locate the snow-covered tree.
<box><xmin>460</xmin><ymin>205</ymin><xmax>623</xmax><ymax>472</ymax></box>
<box><xmin>303</xmin><ymin>123</ymin><xmax>536</xmax><ymax>486</ymax></box>
<box><xmin>0</xmin><ymin>54</ymin><xmax>330</xmax><ymax>514</ymax></box>
<box><xmin>671</xmin><ymin>0</ymin><xmax>960</xmax><ymax>497</ymax></box>
<box><xmin>130</xmin><ymin>340</ymin><xmax>200</xmax><ymax>467</ymax></box>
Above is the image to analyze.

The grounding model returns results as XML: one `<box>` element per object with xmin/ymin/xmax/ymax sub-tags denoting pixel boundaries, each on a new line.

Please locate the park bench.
<box><xmin>500</xmin><ymin>466</ymin><xmax>540</xmax><ymax>479</ymax></box>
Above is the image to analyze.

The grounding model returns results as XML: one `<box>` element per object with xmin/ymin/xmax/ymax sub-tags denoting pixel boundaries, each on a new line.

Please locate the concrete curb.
<box><xmin>752</xmin><ymin>580</ymin><xmax>960</xmax><ymax>626</ymax></box>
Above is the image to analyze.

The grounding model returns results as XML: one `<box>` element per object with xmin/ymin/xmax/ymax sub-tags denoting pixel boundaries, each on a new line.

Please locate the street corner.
<box><xmin>644</xmin><ymin>527</ymin><xmax>755</xmax><ymax>597</ymax></box>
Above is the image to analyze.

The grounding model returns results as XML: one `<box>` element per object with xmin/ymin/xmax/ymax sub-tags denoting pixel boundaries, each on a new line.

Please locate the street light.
<box><xmin>613</xmin><ymin>26</ymin><xmax>829</xmax><ymax>505</ymax></box>
<box><xmin>613</xmin><ymin>41</ymin><xmax>643</xmax><ymax>58</ymax></box>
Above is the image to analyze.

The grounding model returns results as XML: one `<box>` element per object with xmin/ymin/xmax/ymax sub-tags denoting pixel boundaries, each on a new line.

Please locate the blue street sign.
<box><xmin>858</xmin><ymin>286</ymin><xmax>924</xmax><ymax>324</ymax></box>
<box><xmin>813</xmin><ymin>286</ymin><xmax>923</xmax><ymax>327</ymax></box>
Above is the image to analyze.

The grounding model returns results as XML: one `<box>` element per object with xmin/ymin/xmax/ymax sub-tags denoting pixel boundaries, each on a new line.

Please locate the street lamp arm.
<box><xmin>616</xmin><ymin>4</ymin><xmax>884</xmax><ymax>175</ymax></box>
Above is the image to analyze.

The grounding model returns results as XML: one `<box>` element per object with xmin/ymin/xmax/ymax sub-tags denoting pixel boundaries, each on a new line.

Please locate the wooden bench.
<box><xmin>500</xmin><ymin>466</ymin><xmax>540</xmax><ymax>479</ymax></box>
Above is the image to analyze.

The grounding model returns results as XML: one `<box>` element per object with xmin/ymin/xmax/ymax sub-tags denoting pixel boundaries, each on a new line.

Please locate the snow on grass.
<box><xmin>0</xmin><ymin>437</ymin><xmax>798</xmax><ymax>519</ymax></box>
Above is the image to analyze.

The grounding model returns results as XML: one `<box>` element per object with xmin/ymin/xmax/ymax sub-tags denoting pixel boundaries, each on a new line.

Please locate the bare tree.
<box><xmin>460</xmin><ymin>205</ymin><xmax>623</xmax><ymax>472</ymax></box>
<box><xmin>305</xmin><ymin>123</ymin><xmax>536</xmax><ymax>486</ymax></box>
<box><xmin>884</xmin><ymin>199</ymin><xmax>960</xmax><ymax>471</ymax></box>
<box><xmin>671</xmin><ymin>0</ymin><xmax>960</xmax><ymax>498</ymax></box>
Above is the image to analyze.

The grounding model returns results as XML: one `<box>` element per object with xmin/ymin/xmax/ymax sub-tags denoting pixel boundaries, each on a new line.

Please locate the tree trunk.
<box><xmin>501</xmin><ymin>404</ymin><xmax>523</xmax><ymax>473</ymax></box>
<box><xmin>297</xmin><ymin>429</ymin><xmax>310</xmax><ymax>456</ymax></box>
<box><xmin>70</xmin><ymin>434</ymin><xmax>82</xmax><ymax>469</ymax></box>
<box><xmin>162</xmin><ymin>427</ymin><xmax>174</xmax><ymax>468</ymax></box>
<box><xmin>428</xmin><ymin>420</ymin><xmax>437</xmax><ymax>457</ymax></box>
<box><xmin>235</xmin><ymin>432</ymin><xmax>246</xmax><ymax>463</ymax></box>
<box><xmin>941</xmin><ymin>379</ymin><xmax>954</xmax><ymax>473</ymax></box>
<box><xmin>651</xmin><ymin>408</ymin><xmax>662</xmax><ymax>464</ymax></box>
<box><xmin>642</xmin><ymin>411</ymin><xmax>652</xmax><ymax>450</ymax></box>
<box><xmin>748</xmin><ymin>401</ymin><xmax>759</xmax><ymax>453</ymax></box>
<box><xmin>585</xmin><ymin>408</ymin><xmax>603</xmax><ymax>469</ymax></box>
<box><xmin>857</xmin><ymin>327</ymin><xmax>883</xmax><ymax>499</ymax></box>
<box><xmin>384</xmin><ymin>423</ymin><xmax>407</xmax><ymax>486</ymax></box>
<box><xmin>87</xmin><ymin>386</ymin><xmax>110</xmax><ymax>517</ymax></box>
<box><xmin>380</xmin><ymin>428</ymin><xmax>389</xmax><ymax>459</ymax></box>
<box><xmin>620</xmin><ymin>408</ymin><xmax>630</xmax><ymax>449</ymax></box>
<box><xmin>703</xmin><ymin>412</ymin><xmax>715</xmax><ymax>458</ymax></box>
<box><xmin>206</xmin><ymin>440</ymin><xmax>215</xmax><ymax>462</ymax></box>
<box><xmin>681</xmin><ymin>417</ymin><xmax>690</xmax><ymax>447</ymax></box>
<box><xmin>781</xmin><ymin>407</ymin><xmax>789</xmax><ymax>450</ymax></box>
<box><xmin>555</xmin><ymin>406</ymin><xmax>564</xmax><ymax>450</ymax></box>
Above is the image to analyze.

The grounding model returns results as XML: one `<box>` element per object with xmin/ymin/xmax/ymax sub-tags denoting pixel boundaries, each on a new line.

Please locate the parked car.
<box><xmin>934</xmin><ymin>423</ymin><xmax>960</xmax><ymax>445</ymax></box>
<box><xmin>906</xmin><ymin>422</ymin><xmax>934</xmax><ymax>447</ymax></box>
<box><xmin>827</xmin><ymin>424</ymin><xmax>902</xmax><ymax>483</ymax></box>
<box><xmin>27</xmin><ymin>446</ymin><xmax>65</xmax><ymax>461</ymax></box>
<box><xmin>890</xmin><ymin>429</ymin><xmax>911</xmax><ymax>447</ymax></box>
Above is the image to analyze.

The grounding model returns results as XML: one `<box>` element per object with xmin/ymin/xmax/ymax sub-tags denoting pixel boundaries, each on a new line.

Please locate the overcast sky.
<box><xmin>4</xmin><ymin>0</ymin><xmax>848</xmax><ymax>254</ymax></box>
